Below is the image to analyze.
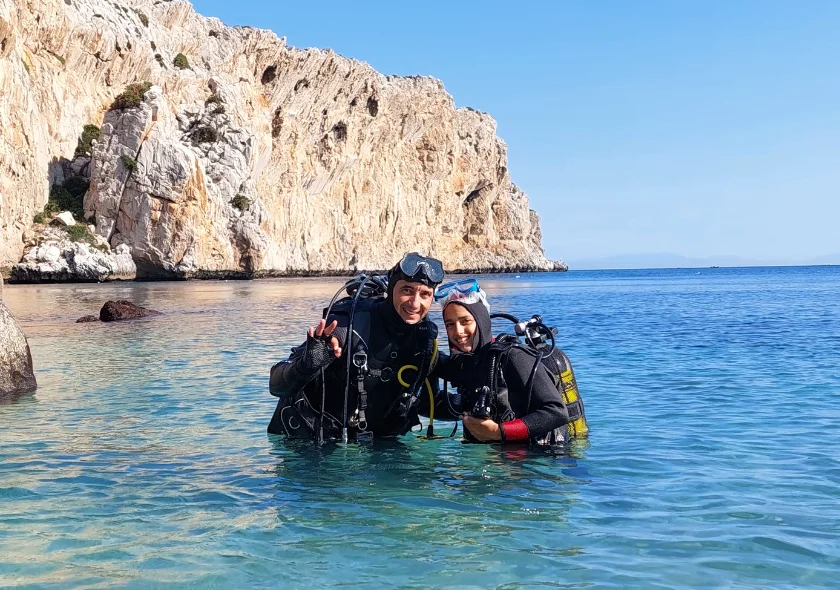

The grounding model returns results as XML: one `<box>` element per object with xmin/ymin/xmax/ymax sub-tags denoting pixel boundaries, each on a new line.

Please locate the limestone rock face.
<box><xmin>0</xmin><ymin>300</ymin><xmax>37</xmax><ymax>396</ymax></box>
<box><xmin>11</xmin><ymin>226</ymin><xmax>136</xmax><ymax>282</ymax></box>
<box><xmin>0</xmin><ymin>0</ymin><xmax>564</xmax><ymax>276</ymax></box>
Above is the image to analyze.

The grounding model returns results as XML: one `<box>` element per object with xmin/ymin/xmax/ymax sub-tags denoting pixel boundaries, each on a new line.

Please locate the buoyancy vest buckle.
<box><xmin>365</xmin><ymin>366</ymin><xmax>394</xmax><ymax>382</ymax></box>
<box><xmin>351</xmin><ymin>352</ymin><xmax>369</xmax><ymax>431</ymax></box>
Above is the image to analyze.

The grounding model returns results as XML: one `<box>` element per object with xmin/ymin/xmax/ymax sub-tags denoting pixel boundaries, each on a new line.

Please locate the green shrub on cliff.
<box><xmin>120</xmin><ymin>155</ymin><xmax>137</xmax><ymax>173</ymax></box>
<box><xmin>230</xmin><ymin>195</ymin><xmax>251</xmax><ymax>211</ymax></box>
<box><xmin>74</xmin><ymin>124</ymin><xmax>101</xmax><ymax>157</ymax></box>
<box><xmin>110</xmin><ymin>82</ymin><xmax>152</xmax><ymax>111</ymax></box>
<box><xmin>63</xmin><ymin>177</ymin><xmax>90</xmax><ymax>200</ymax></box>
<box><xmin>64</xmin><ymin>223</ymin><xmax>93</xmax><ymax>243</ymax></box>
<box><xmin>191</xmin><ymin>126</ymin><xmax>218</xmax><ymax>145</ymax></box>
<box><xmin>48</xmin><ymin>182</ymin><xmax>85</xmax><ymax>220</ymax></box>
<box><xmin>43</xmin><ymin>197</ymin><xmax>61</xmax><ymax>216</ymax></box>
<box><xmin>173</xmin><ymin>53</ymin><xmax>190</xmax><ymax>70</ymax></box>
<box><xmin>61</xmin><ymin>223</ymin><xmax>106</xmax><ymax>251</ymax></box>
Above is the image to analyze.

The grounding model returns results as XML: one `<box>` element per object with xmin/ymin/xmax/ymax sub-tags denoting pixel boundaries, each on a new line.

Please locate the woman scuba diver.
<box><xmin>436</xmin><ymin>279</ymin><xmax>587</xmax><ymax>445</ymax></box>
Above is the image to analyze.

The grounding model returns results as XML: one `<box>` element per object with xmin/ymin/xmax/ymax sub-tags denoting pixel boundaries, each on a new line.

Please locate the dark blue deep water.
<box><xmin>2</xmin><ymin>266</ymin><xmax>839</xmax><ymax>588</ymax></box>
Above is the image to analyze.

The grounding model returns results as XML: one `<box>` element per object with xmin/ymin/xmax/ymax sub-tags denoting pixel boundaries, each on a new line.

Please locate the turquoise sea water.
<box><xmin>2</xmin><ymin>266</ymin><xmax>839</xmax><ymax>588</ymax></box>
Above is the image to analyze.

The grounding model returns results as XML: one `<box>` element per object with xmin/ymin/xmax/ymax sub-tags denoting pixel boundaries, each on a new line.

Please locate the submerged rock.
<box><xmin>100</xmin><ymin>300</ymin><xmax>161</xmax><ymax>322</ymax></box>
<box><xmin>76</xmin><ymin>315</ymin><xmax>100</xmax><ymax>323</ymax></box>
<box><xmin>0</xmin><ymin>301</ymin><xmax>37</xmax><ymax>397</ymax></box>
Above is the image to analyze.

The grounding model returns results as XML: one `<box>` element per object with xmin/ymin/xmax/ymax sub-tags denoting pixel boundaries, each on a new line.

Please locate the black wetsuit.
<box><xmin>268</xmin><ymin>297</ymin><xmax>440</xmax><ymax>440</ymax></box>
<box><xmin>439</xmin><ymin>300</ymin><xmax>569</xmax><ymax>444</ymax></box>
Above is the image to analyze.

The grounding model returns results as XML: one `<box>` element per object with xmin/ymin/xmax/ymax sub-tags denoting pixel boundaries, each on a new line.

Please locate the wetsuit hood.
<box><xmin>385</xmin><ymin>260</ymin><xmax>440</xmax><ymax>332</ymax></box>
<box><xmin>445</xmin><ymin>300</ymin><xmax>492</xmax><ymax>354</ymax></box>
<box><xmin>378</xmin><ymin>295</ymin><xmax>417</xmax><ymax>337</ymax></box>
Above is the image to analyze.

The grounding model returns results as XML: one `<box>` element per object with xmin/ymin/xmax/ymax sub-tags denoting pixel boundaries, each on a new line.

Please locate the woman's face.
<box><xmin>444</xmin><ymin>304</ymin><xmax>477</xmax><ymax>353</ymax></box>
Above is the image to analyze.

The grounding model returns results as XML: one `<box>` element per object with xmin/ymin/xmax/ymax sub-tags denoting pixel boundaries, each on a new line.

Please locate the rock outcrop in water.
<box><xmin>0</xmin><ymin>0</ymin><xmax>565</xmax><ymax>279</ymax></box>
<box><xmin>0</xmin><ymin>299</ymin><xmax>37</xmax><ymax>396</ymax></box>
<box><xmin>11</xmin><ymin>225</ymin><xmax>136</xmax><ymax>282</ymax></box>
<box><xmin>99</xmin><ymin>300</ymin><xmax>160</xmax><ymax>321</ymax></box>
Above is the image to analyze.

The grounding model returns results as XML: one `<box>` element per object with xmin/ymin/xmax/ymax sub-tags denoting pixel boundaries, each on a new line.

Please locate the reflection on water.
<box><xmin>2</xmin><ymin>268</ymin><xmax>840</xmax><ymax>588</ymax></box>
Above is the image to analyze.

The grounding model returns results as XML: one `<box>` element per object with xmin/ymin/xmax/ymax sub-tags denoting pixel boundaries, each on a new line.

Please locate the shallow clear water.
<box><xmin>2</xmin><ymin>267</ymin><xmax>839</xmax><ymax>588</ymax></box>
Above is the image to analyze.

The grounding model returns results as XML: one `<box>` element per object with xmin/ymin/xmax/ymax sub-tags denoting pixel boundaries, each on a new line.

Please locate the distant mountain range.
<box><xmin>567</xmin><ymin>253</ymin><xmax>840</xmax><ymax>270</ymax></box>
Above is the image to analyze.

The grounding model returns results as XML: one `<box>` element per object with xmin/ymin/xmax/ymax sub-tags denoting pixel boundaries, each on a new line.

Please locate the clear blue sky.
<box><xmin>192</xmin><ymin>0</ymin><xmax>840</xmax><ymax>265</ymax></box>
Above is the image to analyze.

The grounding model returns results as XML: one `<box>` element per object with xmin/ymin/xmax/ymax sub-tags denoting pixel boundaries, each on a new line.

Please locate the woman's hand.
<box><xmin>462</xmin><ymin>414</ymin><xmax>502</xmax><ymax>442</ymax></box>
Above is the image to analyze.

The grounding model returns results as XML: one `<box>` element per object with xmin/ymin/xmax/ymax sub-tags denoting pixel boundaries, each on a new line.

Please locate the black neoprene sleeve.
<box><xmin>502</xmin><ymin>348</ymin><xmax>569</xmax><ymax>438</ymax></box>
<box><xmin>268</xmin><ymin>315</ymin><xmax>349</xmax><ymax>397</ymax></box>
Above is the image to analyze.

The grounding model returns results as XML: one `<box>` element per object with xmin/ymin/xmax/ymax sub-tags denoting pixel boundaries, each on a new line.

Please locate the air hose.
<box><xmin>396</xmin><ymin>340</ymin><xmax>438</xmax><ymax>437</ymax></box>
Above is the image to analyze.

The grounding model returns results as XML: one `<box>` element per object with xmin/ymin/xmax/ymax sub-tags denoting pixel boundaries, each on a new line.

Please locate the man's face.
<box><xmin>392</xmin><ymin>279</ymin><xmax>435</xmax><ymax>324</ymax></box>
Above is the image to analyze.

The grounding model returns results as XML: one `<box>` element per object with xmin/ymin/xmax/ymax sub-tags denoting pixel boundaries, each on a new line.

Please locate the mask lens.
<box><xmin>399</xmin><ymin>253</ymin><xmax>445</xmax><ymax>284</ymax></box>
<box><xmin>435</xmin><ymin>278</ymin><xmax>479</xmax><ymax>301</ymax></box>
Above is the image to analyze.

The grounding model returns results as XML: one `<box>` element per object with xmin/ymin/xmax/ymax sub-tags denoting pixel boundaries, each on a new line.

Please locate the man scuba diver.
<box><xmin>267</xmin><ymin>253</ymin><xmax>445</xmax><ymax>443</ymax></box>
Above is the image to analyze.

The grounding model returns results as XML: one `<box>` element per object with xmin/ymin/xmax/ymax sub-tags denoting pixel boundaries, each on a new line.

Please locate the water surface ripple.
<box><xmin>2</xmin><ymin>267</ymin><xmax>839</xmax><ymax>588</ymax></box>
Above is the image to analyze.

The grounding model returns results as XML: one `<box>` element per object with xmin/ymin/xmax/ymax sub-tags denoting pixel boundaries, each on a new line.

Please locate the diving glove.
<box><xmin>299</xmin><ymin>332</ymin><xmax>339</xmax><ymax>372</ymax></box>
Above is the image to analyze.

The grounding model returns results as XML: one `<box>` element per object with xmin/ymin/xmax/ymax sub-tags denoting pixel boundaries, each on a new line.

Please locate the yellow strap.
<box><xmin>396</xmin><ymin>360</ymin><xmax>436</xmax><ymax>436</ymax></box>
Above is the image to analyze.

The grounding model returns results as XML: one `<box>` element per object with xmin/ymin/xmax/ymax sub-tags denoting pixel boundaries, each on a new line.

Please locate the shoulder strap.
<box><xmin>324</xmin><ymin>297</ymin><xmax>376</xmax><ymax>353</ymax></box>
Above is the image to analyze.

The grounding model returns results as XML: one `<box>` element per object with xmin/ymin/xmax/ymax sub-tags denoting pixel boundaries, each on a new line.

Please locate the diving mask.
<box><xmin>395</xmin><ymin>252</ymin><xmax>445</xmax><ymax>286</ymax></box>
<box><xmin>434</xmin><ymin>278</ymin><xmax>480</xmax><ymax>301</ymax></box>
<box><xmin>435</xmin><ymin>279</ymin><xmax>490</xmax><ymax>311</ymax></box>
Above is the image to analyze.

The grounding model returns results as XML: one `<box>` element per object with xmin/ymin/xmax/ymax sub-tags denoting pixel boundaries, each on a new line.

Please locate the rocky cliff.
<box><xmin>0</xmin><ymin>0</ymin><xmax>564</xmax><ymax>278</ymax></box>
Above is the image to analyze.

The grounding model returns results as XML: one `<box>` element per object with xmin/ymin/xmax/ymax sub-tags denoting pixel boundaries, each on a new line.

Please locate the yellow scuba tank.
<box><xmin>544</xmin><ymin>348</ymin><xmax>588</xmax><ymax>438</ymax></box>
<box><xmin>489</xmin><ymin>312</ymin><xmax>589</xmax><ymax>440</ymax></box>
<box><xmin>557</xmin><ymin>350</ymin><xmax>588</xmax><ymax>437</ymax></box>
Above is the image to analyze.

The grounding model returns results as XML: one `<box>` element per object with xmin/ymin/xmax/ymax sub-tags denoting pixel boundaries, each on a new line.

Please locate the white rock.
<box><xmin>55</xmin><ymin>211</ymin><xmax>76</xmax><ymax>226</ymax></box>
<box><xmin>43</xmin><ymin>245</ymin><xmax>61</xmax><ymax>263</ymax></box>
<box><xmin>10</xmin><ymin>227</ymin><xmax>137</xmax><ymax>283</ymax></box>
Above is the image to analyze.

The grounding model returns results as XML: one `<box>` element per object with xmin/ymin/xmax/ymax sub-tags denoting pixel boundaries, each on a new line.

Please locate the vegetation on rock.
<box><xmin>230</xmin><ymin>195</ymin><xmax>251</xmax><ymax>211</ymax></box>
<box><xmin>74</xmin><ymin>124</ymin><xmax>101</xmax><ymax>157</ymax></box>
<box><xmin>110</xmin><ymin>82</ymin><xmax>152</xmax><ymax>111</ymax></box>
<box><xmin>47</xmin><ymin>50</ymin><xmax>66</xmax><ymax>65</ymax></box>
<box><xmin>120</xmin><ymin>155</ymin><xmax>137</xmax><ymax>173</ymax></box>
<box><xmin>63</xmin><ymin>177</ymin><xmax>90</xmax><ymax>201</ymax></box>
<box><xmin>134</xmin><ymin>10</ymin><xmax>149</xmax><ymax>27</ymax></box>
<box><xmin>33</xmin><ymin>175</ymin><xmax>89</xmax><ymax>224</ymax></box>
<box><xmin>50</xmin><ymin>181</ymin><xmax>85</xmax><ymax>220</ymax></box>
<box><xmin>173</xmin><ymin>53</ymin><xmax>190</xmax><ymax>70</ymax></box>
<box><xmin>191</xmin><ymin>126</ymin><xmax>218</xmax><ymax>145</ymax></box>
<box><xmin>62</xmin><ymin>224</ymin><xmax>108</xmax><ymax>252</ymax></box>
<box><xmin>64</xmin><ymin>224</ymin><xmax>91</xmax><ymax>242</ymax></box>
